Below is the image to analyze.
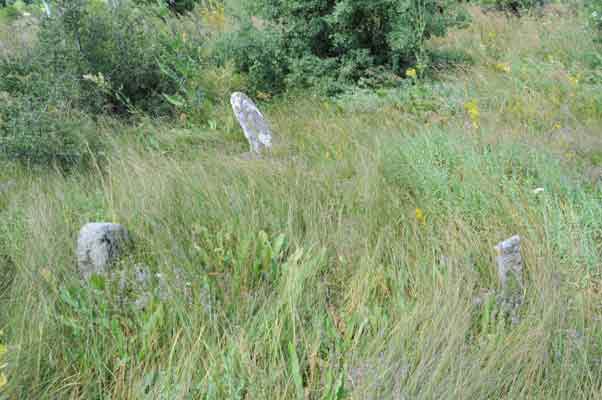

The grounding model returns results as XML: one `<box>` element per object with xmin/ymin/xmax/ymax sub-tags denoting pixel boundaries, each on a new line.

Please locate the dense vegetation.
<box><xmin>1</xmin><ymin>0</ymin><xmax>602</xmax><ymax>399</ymax></box>
<box><xmin>218</xmin><ymin>0</ymin><xmax>470</xmax><ymax>93</ymax></box>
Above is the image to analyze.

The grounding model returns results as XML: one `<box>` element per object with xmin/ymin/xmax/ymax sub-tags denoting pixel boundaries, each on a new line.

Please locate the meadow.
<box><xmin>1</xmin><ymin>1</ymin><xmax>602</xmax><ymax>398</ymax></box>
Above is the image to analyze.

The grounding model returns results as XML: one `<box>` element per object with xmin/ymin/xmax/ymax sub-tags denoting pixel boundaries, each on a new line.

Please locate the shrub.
<box><xmin>219</xmin><ymin>0</ymin><xmax>469</xmax><ymax>94</ymax></box>
<box><xmin>59</xmin><ymin>1</ymin><xmax>178</xmax><ymax>115</ymax></box>
<box><xmin>213</xmin><ymin>22</ymin><xmax>288</xmax><ymax>94</ymax></box>
<box><xmin>0</xmin><ymin>0</ymin><xmax>223</xmax><ymax>166</ymax></box>
<box><xmin>588</xmin><ymin>0</ymin><xmax>602</xmax><ymax>40</ymax></box>
<box><xmin>158</xmin><ymin>36</ymin><xmax>247</xmax><ymax>123</ymax></box>
<box><xmin>2</xmin><ymin>0</ymin><xmax>187</xmax><ymax>115</ymax></box>
<box><xmin>0</xmin><ymin>12</ymin><xmax>90</xmax><ymax>104</ymax></box>
<box><xmin>486</xmin><ymin>0</ymin><xmax>546</xmax><ymax>16</ymax></box>
<box><xmin>0</xmin><ymin>13</ymin><xmax>106</xmax><ymax>168</ymax></box>
<box><xmin>0</xmin><ymin>0</ymin><xmax>199</xmax><ymax>166</ymax></box>
<box><xmin>0</xmin><ymin>5</ymin><xmax>21</xmax><ymax>23</ymax></box>
<box><xmin>0</xmin><ymin>92</ymin><xmax>105</xmax><ymax>168</ymax></box>
<box><xmin>133</xmin><ymin>0</ymin><xmax>214</xmax><ymax>14</ymax></box>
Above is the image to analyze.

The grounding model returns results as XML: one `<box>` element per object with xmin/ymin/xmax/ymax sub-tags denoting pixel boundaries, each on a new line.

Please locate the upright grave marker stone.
<box><xmin>231</xmin><ymin>92</ymin><xmax>273</xmax><ymax>155</ymax></box>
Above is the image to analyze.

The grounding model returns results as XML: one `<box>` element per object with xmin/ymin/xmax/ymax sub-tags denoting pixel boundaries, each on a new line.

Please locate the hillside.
<box><xmin>1</xmin><ymin>1</ymin><xmax>602</xmax><ymax>399</ymax></box>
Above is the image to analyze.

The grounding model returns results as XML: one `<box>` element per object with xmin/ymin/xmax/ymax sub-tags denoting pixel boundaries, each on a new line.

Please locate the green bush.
<box><xmin>0</xmin><ymin>92</ymin><xmax>105</xmax><ymax>168</ymax></box>
<box><xmin>0</xmin><ymin>12</ymin><xmax>106</xmax><ymax>168</ymax></box>
<box><xmin>214</xmin><ymin>23</ymin><xmax>288</xmax><ymax>94</ymax></box>
<box><xmin>484</xmin><ymin>0</ymin><xmax>546</xmax><ymax>16</ymax></box>
<box><xmin>1</xmin><ymin>0</ymin><xmax>186</xmax><ymax>115</ymax></box>
<box><xmin>0</xmin><ymin>5</ymin><xmax>21</xmax><ymax>23</ymax></box>
<box><xmin>0</xmin><ymin>0</ymin><xmax>214</xmax><ymax>166</ymax></box>
<box><xmin>61</xmin><ymin>1</ymin><xmax>178</xmax><ymax>115</ymax></box>
<box><xmin>133</xmin><ymin>0</ymin><xmax>202</xmax><ymax>14</ymax></box>
<box><xmin>219</xmin><ymin>0</ymin><xmax>469</xmax><ymax>94</ymax></box>
<box><xmin>588</xmin><ymin>0</ymin><xmax>602</xmax><ymax>40</ymax></box>
<box><xmin>0</xmin><ymin>12</ymin><xmax>90</xmax><ymax>104</ymax></box>
<box><xmin>156</xmin><ymin>24</ymin><xmax>247</xmax><ymax>123</ymax></box>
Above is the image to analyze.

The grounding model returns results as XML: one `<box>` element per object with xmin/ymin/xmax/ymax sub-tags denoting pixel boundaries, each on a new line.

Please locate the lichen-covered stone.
<box><xmin>495</xmin><ymin>235</ymin><xmax>524</xmax><ymax>324</ymax></box>
<box><xmin>495</xmin><ymin>235</ymin><xmax>524</xmax><ymax>293</ymax></box>
<box><xmin>231</xmin><ymin>92</ymin><xmax>273</xmax><ymax>154</ymax></box>
<box><xmin>76</xmin><ymin>223</ymin><xmax>130</xmax><ymax>280</ymax></box>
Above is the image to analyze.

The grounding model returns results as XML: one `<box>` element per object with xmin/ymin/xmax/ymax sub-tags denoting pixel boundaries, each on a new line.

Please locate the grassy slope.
<box><xmin>1</xmin><ymin>5</ymin><xmax>602</xmax><ymax>399</ymax></box>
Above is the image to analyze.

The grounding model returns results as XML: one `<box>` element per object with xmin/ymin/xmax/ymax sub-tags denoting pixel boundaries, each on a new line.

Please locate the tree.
<box><xmin>222</xmin><ymin>0</ymin><xmax>469</xmax><ymax>93</ymax></box>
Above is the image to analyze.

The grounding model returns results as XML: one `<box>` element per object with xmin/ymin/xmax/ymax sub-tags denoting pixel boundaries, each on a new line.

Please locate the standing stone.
<box><xmin>230</xmin><ymin>92</ymin><xmax>273</xmax><ymax>155</ymax></box>
<box><xmin>77</xmin><ymin>223</ymin><xmax>130</xmax><ymax>280</ymax></box>
<box><xmin>495</xmin><ymin>235</ymin><xmax>524</xmax><ymax>292</ymax></box>
<box><xmin>495</xmin><ymin>235</ymin><xmax>524</xmax><ymax>323</ymax></box>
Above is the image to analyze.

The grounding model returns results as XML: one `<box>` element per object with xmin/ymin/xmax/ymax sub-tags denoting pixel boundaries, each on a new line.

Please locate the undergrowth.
<box><xmin>0</xmin><ymin>2</ymin><xmax>602</xmax><ymax>399</ymax></box>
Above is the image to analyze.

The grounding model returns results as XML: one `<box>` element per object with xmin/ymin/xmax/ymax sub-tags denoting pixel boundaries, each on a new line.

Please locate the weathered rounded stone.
<box><xmin>76</xmin><ymin>223</ymin><xmax>130</xmax><ymax>280</ymax></box>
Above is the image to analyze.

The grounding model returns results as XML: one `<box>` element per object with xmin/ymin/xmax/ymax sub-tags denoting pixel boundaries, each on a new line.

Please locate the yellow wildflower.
<box><xmin>568</xmin><ymin>74</ymin><xmax>580</xmax><ymax>87</ymax></box>
<box><xmin>415</xmin><ymin>208</ymin><xmax>426</xmax><ymax>224</ymax></box>
<box><xmin>201</xmin><ymin>6</ymin><xmax>227</xmax><ymax>31</ymax></box>
<box><xmin>40</xmin><ymin>268</ymin><xmax>52</xmax><ymax>282</ymax></box>
<box><xmin>0</xmin><ymin>372</ymin><xmax>6</xmax><ymax>389</ymax></box>
<box><xmin>256</xmin><ymin>91</ymin><xmax>272</xmax><ymax>101</ymax></box>
<box><xmin>464</xmin><ymin>100</ymin><xmax>480</xmax><ymax>129</ymax></box>
<box><xmin>405</xmin><ymin>68</ymin><xmax>417</xmax><ymax>79</ymax></box>
<box><xmin>494</xmin><ymin>62</ymin><xmax>511</xmax><ymax>74</ymax></box>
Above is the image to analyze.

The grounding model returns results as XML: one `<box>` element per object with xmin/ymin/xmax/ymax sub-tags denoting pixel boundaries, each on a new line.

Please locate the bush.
<box><xmin>0</xmin><ymin>11</ymin><xmax>107</xmax><ymax>168</ymax></box>
<box><xmin>0</xmin><ymin>1</ymin><xmax>184</xmax><ymax>167</ymax></box>
<box><xmin>157</xmin><ymin>30</ymin><xmax>247</xmax><ymax>122</ymax></box>
<box><xmin>133</xmin><ymin>0</ymin><xmax>203</xmax><ymax>14</ymax></box>
<box><xmin>60</xmin><ymin>1</ymin><xmax>179</xmax><ymax>115</ymax></box>
<box><xmin>486</xmin><ymin>0</ymin><xmax>546</xmax><ymax>16</ymax></box>
<box><xmin>588</xmin><ymin>0</ymin><xmax>602</xmax><ymax>39</ymax></box>
<box><xmin>214</xmin><ymin>23</ymin><xmax>288</xmax><ymax>94</ymax></box>
<box><xmin>0</xmin><ymin>0</ymin><xmax>235</xmax><ymax>167</ymax></box>
<box><xmin>1</xmin><ymin>0</ymin><xmax>188</xmax><ymax>115</ymax></box>
<box><xmin>219</xmin><ymin>0</ymin><xmax>469</xmax><ymax>94</ymax></box>
<box><xmin>0</xmin><ymin>5</ymin><xmax>21</xmax><ymax>23</ymax></box>
<box><xmin>0</xmin><ymin>92</ymin><xmax>105</xmax><ymax>168</ymax></box>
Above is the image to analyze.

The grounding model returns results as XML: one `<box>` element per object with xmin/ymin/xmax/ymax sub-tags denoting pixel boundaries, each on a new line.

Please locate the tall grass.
<box><xmin>1</xmin><ymin>4</ymin><xmax>602</xmax><ymax>399</ymax></box>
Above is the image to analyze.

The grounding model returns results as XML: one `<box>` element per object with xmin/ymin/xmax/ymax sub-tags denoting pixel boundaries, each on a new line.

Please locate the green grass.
<box><xmin>1</xmin><ymin>4</ymin><xmax>602</xmax><ymax>399</ymax></box>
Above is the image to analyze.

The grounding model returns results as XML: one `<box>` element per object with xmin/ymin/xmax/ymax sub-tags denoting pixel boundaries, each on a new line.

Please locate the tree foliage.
<box><xmin>219</xmin><ymin>0</ymin><xmax>469</xmax><ymax>93</ymax></box>
<box><xmin>132</xmin><ymin>0</ymin><xmax>203</xmax><ymax>14</ymax></box>
<box><xmin>0</xmin><ymin>0</ymin><xmax>186</xmax><ymax>167</ymax></box>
